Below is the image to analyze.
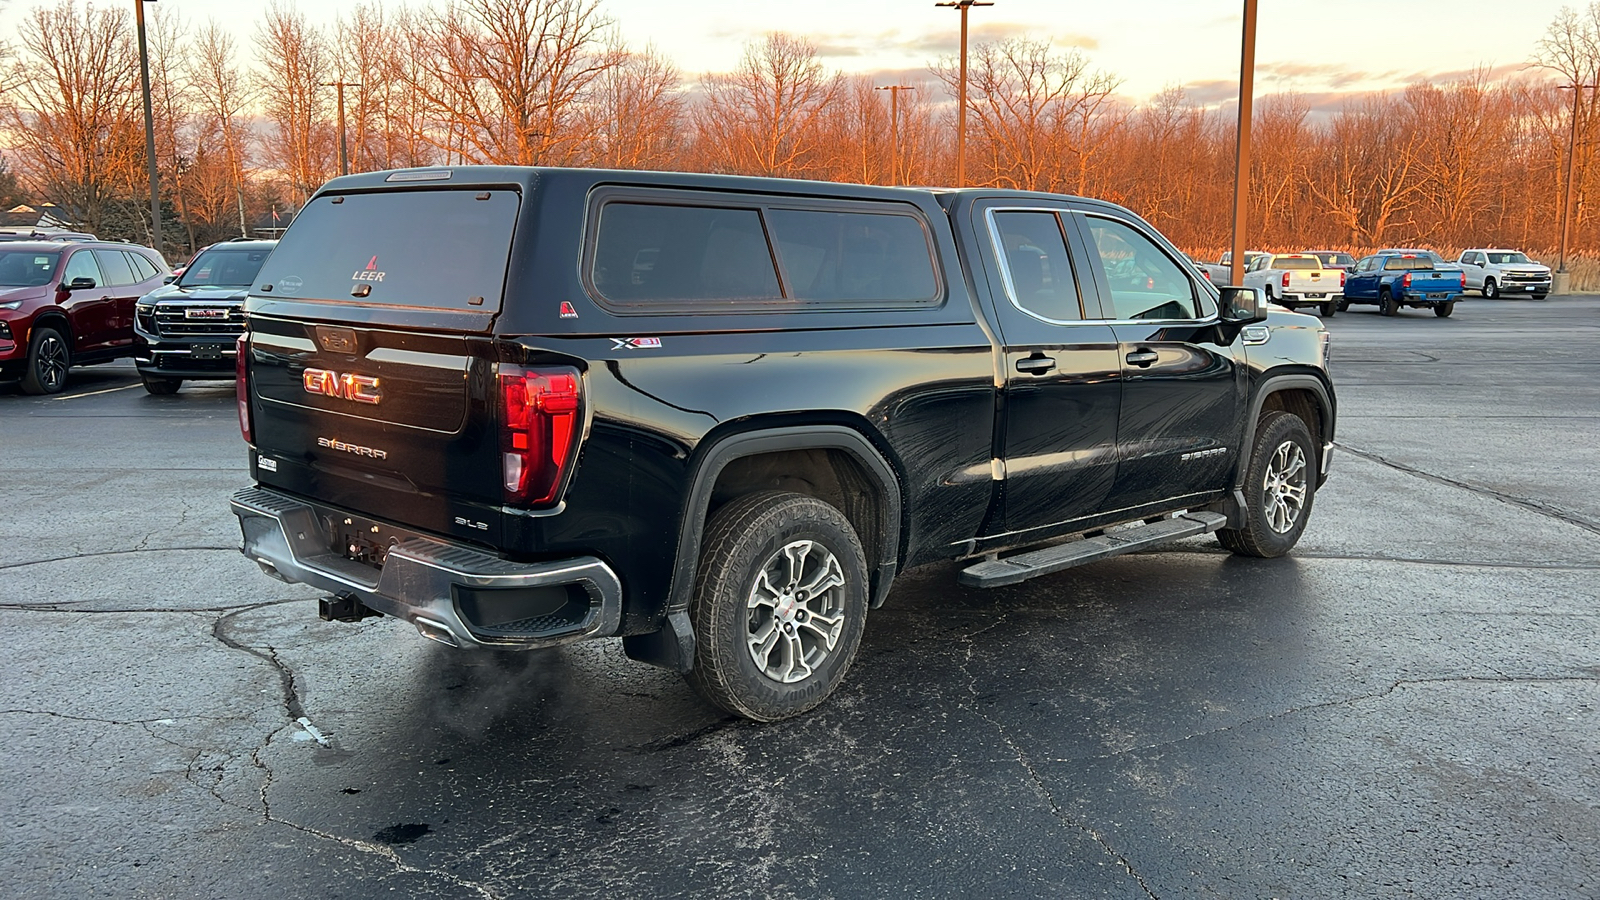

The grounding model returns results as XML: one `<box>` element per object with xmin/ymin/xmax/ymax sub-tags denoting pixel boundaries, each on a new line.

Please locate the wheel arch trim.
<box><xmin>1225</xmin><ymin>373</ymin><xmax>1335</xmax><ymax>526</ymax></box>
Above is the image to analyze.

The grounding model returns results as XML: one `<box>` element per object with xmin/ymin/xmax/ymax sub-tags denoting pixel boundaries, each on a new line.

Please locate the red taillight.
<box><xmin>1402</xmin><ymin>273</ymin><xmax>1412</xmax><ymax>287</ymax></box>
<box><xmin>1281</xmin><ymin>271</ymin><xmax>1291</xmax><ymax>288</ymax></box>
<box><xmin>1339</xmin><ymin>271</ymin><xmax>1347</xmax><ymax>287</ymax></box>
<box><xmin>236</xmin><ymin>333</ymin><xmax>253</xmax><ymax>444</ymax></box>
<box><xmin>499</xmin><ymin>365</ymin><xmax>582</xmax><ymax>506</ymax></box>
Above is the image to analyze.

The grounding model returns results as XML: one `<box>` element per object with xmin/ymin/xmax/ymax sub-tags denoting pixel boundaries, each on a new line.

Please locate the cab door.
<box><xmin>1069</xmin><ymin>212</ymin><xmax>1245</xmax><ymax>511</ymax></box>
<box><xmin>972</xmin><ymin>202</ymin><xmax>1123</xmax><ymax>540</ymax></box>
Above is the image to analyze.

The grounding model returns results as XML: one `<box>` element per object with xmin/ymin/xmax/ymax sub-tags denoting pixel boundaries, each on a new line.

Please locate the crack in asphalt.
<box><xmin>952</xmin><ymin>614</ymin><xmax>1161</xmax><ymax>900</ymax></box>
<box><xmin>1336</xmin><ymin>442</ymin><xmax>1600</xmax><ymax>536</ymax></box>
<box><xmin>1062</xmin><ymin>674</ymin><xmax>1600</xmax><ymax>765</ymax></box>
<box><xmin>0</xmin><ymin>708</ymin><xmax>249</xmax><ymax>727</ymax></box>
<box><xmin>0</xmin><ymin>545</ymin><xmax>239</xmax><ymax>571</ymax></box>
<box><xmin>212</xmin><ymin>604</ymin><xmax>310</xmax><ymax>723</ymax></box>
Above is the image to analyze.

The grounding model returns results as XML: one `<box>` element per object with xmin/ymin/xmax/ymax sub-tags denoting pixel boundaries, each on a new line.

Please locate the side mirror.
<box><xmin>162</xmin><ymin>274</ymin><xmax>177</xmax><ymax>284</ymax></box>
<box><xmin>1218</xmin><ymin>286</ymin><xmax>1267</xmax><ymax>324</ymax></box>
<box><xmin>62</xmin><ymin>277</ymin><xmax>97</xmax><ymax>291</ymax></box>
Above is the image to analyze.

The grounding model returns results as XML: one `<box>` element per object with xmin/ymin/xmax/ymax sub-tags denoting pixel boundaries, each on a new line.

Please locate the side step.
<box><xmin>959</xmin><ymin>511</ymin><xmax>1228</xmax><ymax>589</ymax></box>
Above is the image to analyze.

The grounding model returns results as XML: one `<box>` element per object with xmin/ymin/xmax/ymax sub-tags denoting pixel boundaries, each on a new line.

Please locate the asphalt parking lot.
<box><xmin>4</xmin><ymin>296</ymin><xmax>1598</xmax><ymax>899</ymax></box>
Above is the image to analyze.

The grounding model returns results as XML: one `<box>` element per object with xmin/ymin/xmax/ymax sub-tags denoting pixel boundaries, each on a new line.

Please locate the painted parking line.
<box><xmin>49</xmin><ymin>383</ymin><xmax>142</xmax><ymax>401</ymax></box>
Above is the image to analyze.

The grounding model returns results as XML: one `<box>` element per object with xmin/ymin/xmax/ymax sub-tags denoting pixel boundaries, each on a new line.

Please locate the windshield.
<box><xmin>179</xmin><ymin>246</ymin><xmax>273</xmax><ymax>288</ymax></box>
<box><xmin>0</xmin><ymin>249</ymin><xmax>61</xmax><ymax>287</ymax></box>
<box><xmin>1486</xmin><ymin>251</ymin><xmax>1533</xmax><ymax>265</ymax></box>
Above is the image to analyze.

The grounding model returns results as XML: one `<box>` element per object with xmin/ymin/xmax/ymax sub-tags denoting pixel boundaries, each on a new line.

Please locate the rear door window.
<box><xmin>93</xmin><ymin>249</ymin><xmax>137</xmax><ymax>286</ymax></box>
<box><xmin>989</xmin><ymin>210</ymin><xmax>1083</xmax><ymax>321</ymax></box>
<box><xmin>254</xmin><ymin>189</ymin><xmax>519</xmax><ymax>310</ymax></box>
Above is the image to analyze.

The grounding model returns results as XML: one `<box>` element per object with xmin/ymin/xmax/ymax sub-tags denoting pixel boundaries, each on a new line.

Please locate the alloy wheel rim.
<box><xmin>745</xmin><ymin>539</ymin><xmax>846</xmax><ymax>684</ymax></box>
<box><xmin>1262</xmin><ymin>440</ymin><xmax>1308</xmax><ymax>534</ymax></box>
<box><xmin>37</xmin><ymin>336</ymin><xmax>67</xmax><ymax>391</ymax></box>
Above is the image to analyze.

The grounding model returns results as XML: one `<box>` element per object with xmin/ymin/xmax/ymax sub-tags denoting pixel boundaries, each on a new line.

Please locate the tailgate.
<box><xmin>247</xmin><ymin>315</ymin><xmax>505</xmax><ymax>545</ymax></box>
<box><xmin>1288</xmin><ymin>270</ymin><xmax>1335</xmax><ymax>293</ymax></box>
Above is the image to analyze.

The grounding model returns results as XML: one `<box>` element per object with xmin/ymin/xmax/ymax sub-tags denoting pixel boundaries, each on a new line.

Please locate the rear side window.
<box><xmin>989</xmin><ymin>210</ymin><xmax>1083</xmax><ymax>321</ymax></box>
<box><xmin>587</xmin><ymin>195</ymin><xmax>941</xmax><ymax>312</ymax></box>
<box><xmin>126</xmin><ymin>251</ymin><xmax>161</xmax><ymax>282</ymax></box>
<box><xmin>93</xmin><ymin>249</ymin><xmax>137</xmax><ymax>286</ymax></box>
<box><xmin>254</xmin><ymin>189</ymin><xmax>519</xmax><ymax>310</ymax></box>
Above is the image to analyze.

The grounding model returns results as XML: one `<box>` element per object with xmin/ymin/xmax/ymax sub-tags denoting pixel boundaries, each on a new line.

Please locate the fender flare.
<box><xmin>623</xmin><ymin>425</ymin><xmax>903</xmax><ymax>673</ymax></box>
<box><xmin>1225</xmin><ymin>373</ymin><xmax>1335</xmax><ymax>526</ymax></box>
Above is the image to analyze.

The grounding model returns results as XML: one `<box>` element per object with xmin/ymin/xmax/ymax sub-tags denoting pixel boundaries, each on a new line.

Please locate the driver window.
<box><xmin>62</xmin><ymin>250</ymin><xmax>102</xmax><ymax>287</ymax></box>
<box><xmin>1081</xmin><ymin>216</ymin><xmax>1199</xmax><ymax>321</ymax></box>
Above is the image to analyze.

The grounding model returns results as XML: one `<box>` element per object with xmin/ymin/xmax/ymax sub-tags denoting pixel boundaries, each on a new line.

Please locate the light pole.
<box><xmin>322</xmin><ymin>81</ymin><xmax>362</xmax><ymax>176</ymax></box>
<box><xmin>1227</xmin><ymin>0</ymin><xmax>1258</xmax><ymax>288</ymax></box>
<box><xmin>1556</xmin><ymin>82</ymin><xmax>1593</xmax><ymax>289</ymax></box>
<box><xmin>134</xmin><ymin>0</ymin><xmax>161</xmax><ymax>253</ymax></box>
<box><xmin>935</xmin><ymin>0</ymin><xmax>992</xmax><ymax>187</ymax></box>
<box><xmin>875</xmin><ymin>85</ymin><xmax>914</xmax><ymax>185</ymax></box>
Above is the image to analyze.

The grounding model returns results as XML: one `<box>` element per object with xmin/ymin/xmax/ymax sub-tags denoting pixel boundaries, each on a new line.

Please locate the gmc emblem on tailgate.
<box><xmin>303</xmin><ymin>368</ymin><xmax>381</xmax><ymax>404</ymax></box>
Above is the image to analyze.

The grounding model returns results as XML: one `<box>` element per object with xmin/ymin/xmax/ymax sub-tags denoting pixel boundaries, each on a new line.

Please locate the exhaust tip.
<box><xmin>414</xmin><ymin>618</ymin><xmax>460</xmax><ymax>648</ymax></box>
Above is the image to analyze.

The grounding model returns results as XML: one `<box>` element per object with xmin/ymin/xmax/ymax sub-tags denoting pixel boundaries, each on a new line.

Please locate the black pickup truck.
<box><xmin>230</xmin><ymin>167</ymin><xmax>1334</xmax><ymax>721</ymax></box>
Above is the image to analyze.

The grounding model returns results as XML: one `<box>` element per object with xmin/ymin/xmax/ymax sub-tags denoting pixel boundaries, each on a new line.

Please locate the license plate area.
<box><xmin>324</xmin><ymin>512</ymin><xmax>401</xmax><ymax>569</ymax></box>
<box><xmin>1427</xmin><ymin>292</ymin><xmax>1447</xmax><ymax>299</ymax></box>
<box><xmin>192</xmin><ymin>345</ymin><xmax>223</xmax><ymax>361</ymax></box>
<box><xmin>1306</xmin><ymin>292</ymin><xmax>1325</xmax><ymax>298</ymax></box>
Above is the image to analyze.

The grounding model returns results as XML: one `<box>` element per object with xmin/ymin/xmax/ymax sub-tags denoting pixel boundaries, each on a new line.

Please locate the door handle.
<box><xmin>1125</xmin><ymin>349</ymin><xmax>1160</xmax><ymax>368</ymax></box>
<box><xmin>1015</xmin><ymin>355</ymin><xmax>1056</xmax><ymax>375</ymax></box>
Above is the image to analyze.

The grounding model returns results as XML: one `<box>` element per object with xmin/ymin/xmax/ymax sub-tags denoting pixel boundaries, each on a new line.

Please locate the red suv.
<box><xmin>0</xmin><ymin>239</ymin><xmax>169</xmax><ymax>394</ymax></box>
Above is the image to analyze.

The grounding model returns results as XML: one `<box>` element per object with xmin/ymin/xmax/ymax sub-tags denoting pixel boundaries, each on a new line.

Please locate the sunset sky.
<box><xmin>1</xmin><ymin>0</ymin><xmax>1573</xmax><ymax>106</ymax></box>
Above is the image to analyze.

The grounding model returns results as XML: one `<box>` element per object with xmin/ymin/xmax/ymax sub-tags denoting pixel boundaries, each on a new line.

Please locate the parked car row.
<box><xmin>0</xmin><ymin>235</ymin><xmax>274</xmax><ymax>394</ymax></box>
<box><xmin>1183</xmin><ymin>245</ymin><xmax>1551</xmax><ymax>320</ymax></box>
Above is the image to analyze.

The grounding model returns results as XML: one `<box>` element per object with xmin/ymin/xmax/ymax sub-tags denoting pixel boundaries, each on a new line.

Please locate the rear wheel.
<box><xmin>1336</xmin><ymin>298</ymin><xmax>1351</xmax><ymax>312</ymax></box>
<box><xmin>1379</xmin><ymin>289</ymin><xmax>1399</xmax><ymax>317</ymax></box>
<box><xmin>1483</xmin><ymin>278</ymin><xmax>1499</xmax><ymax>298</ymax></box>
<box><xmin>686</xmin><ymin>491</ymin><xmax>870</xmax><ymax>722</ymax></box>
<box><xmin>141</xmin><ymin>373</ymin><xmax>182</xmax><ymax>394</ymax></box>
<box><xmin>1217</xmin><ymin>410</ymin><xmax>1317</xmax><ymax>558</ymax></box>
<box><xmin>1433</xmin><ymin>301</ymin><xmax>1455</xmax><ymax>318</ymax></box>
<box><xmin>1319</xmin><ymin>300</ymin><xmax>1337</xmax><ymax>317</ymax></box>
<box><xmin>21</xmin><ymin>326</ymin><xmax>69</xmax><ymax>395</ymax></box>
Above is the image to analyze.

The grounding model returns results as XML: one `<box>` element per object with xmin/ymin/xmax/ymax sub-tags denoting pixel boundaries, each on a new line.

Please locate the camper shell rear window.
<box><xmin>254</xmin><ymin>188</ymin><xmax>519</xmax><ymax>311</ymax></box>
<box><xmin>584</xmin><ymin>188</ymin><xmax>943</xmax><ymax>314</ymax></box>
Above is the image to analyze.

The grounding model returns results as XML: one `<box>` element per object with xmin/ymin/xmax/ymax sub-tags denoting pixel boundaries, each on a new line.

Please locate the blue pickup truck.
<box><xmin>1341</xmin><ymin>252</ymin><xmax>1467</xmax><ymax>317</ymax></box>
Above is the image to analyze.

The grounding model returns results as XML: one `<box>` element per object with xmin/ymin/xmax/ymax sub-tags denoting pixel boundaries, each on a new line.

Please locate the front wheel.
<box><xmin>1434</xmin><ymin>301</ymin><xmax>1455</xmax><ymax>318</ymax></box>
<box><xmin>21</xmin><ymin>326</ymin><xmax>70</xmax><ymax>395</ymax></box>
<box><xmin>1532</xmin><ymin>293</ymin><xmax>1547</xmax><ymax>300</ymax></box>
<box><xmin>1483</xmin><ymin>278</ymin><xmax>1499</xmax><ymax>298</ymax></box>
<box><xmin>1217</xmin><ymin>410</ymin><xmax>1317</xmax><ymax>558</ymax></box>
<box><xmin>141</xmin><ymin>373</ymin><xmax>182</xmax><ymax>395</ymax></box>
<box><xmin>1379</xmin><ymin>290</ymin><xmax>1399</xmax><ymax>317</ymax></box>
<box><xmin>686</xmin><ymin>491</ymin><xmax>870</xmax><ymax>722</ymax></box>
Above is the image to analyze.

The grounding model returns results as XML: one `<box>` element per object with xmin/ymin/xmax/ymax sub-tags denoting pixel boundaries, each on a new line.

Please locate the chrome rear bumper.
<box><xmin>230</xmin><ymin>487</ymin><xmax>622</xmax><ymax>650</ymax></box>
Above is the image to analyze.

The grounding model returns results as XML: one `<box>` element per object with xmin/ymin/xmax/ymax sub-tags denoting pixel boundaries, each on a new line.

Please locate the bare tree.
<box><xmin>403</xmin><ymin>0</ymin><xmax>613</xmax><ymax>166</ymax></box>
<box><xmin>2</xmin><ymin>0</ymin><xmax>140</xmax><ymax>235</ymax></box>
<box><xmin>189</xmin><ymin>20</ymin><xmax>255</xmax><ymax>237</ymax></box>
<box><xmin>585</xmin><ymin>38</ymin><xmax>685</xmax><ymax>170</ymax></box>
<box><xmin>694</xmin><ymin>33</ymin><xmax>840</xmax><ymax>177</ymax></box>
<box><xmin>254</xmin><ymin>1</ymin><xmax>332</xmax><ymax>205</ymax></box>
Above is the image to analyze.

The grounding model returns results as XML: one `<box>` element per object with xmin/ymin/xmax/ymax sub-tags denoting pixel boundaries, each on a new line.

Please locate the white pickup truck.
<box><xmin>1455</xmin><ymin>248</ymin><xmax>1552</xmax><ymax>299</ymax></box>
<box><xmin>1242</xmin><ymin>253</ymin><xmax>1343</xmax><ymax>317</ymax></box>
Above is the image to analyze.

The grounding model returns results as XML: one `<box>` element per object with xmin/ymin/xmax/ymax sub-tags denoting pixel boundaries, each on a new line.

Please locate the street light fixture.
<box><xmin>322</xmin><ymin>81</ymin><xmax>363</xmax><ymax>177</ymax></box>
<box><xmin>935</xmin><ymin>0</ymin><xmax>992</xmax><ymax>188</ymax></box>
<box><xmin>1555</xmin><ymin>82</ymin><xmax>1595</xmax><ymax>287</ymax></box>
<box><xmin>875</xmin><ymin>85</ymin><xmax>914</xmax><ymax>185</ymax></box>
<box><xmin>134</xmin><ymin>0</ymin><xmax>160</xmax><ymax>253</ymax></box>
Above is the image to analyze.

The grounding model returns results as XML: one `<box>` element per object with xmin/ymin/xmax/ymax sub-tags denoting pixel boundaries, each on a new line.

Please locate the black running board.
<box><xmin>959</xmin><ymin>511</ymin><xmax>1228</xmax><ymax>588</ymax></box>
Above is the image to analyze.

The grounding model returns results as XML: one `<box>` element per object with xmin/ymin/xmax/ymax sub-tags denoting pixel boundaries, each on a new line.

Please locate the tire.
<box><xmin>1379</xmin><ymin>289</ymin><xmax>1399</xmax><ymax>317</ymax></box>
<box><xmin>1433</xmin><ymin>301</ymin><xmax>1455</xmax><ymax>318</ymax></box>
<box><xmin>1336</xmin><ymin>298</ymin><xmax>1350</xmax><ymax>312</ymax></box>
<box><xmin>1483</xmin><ymin>278</ymin><xmax>1498</xmax><ymax>299</ymax></box>
<box><xmin>1319</xmin><ymin>300</ymin><xmax>1337</xmax><ymax>317</ymax></box>
<box><xmin>1217</xmin><ymin>410</ymin><xmax>1317</xmax><ymax>558</ymax></box>
<box><xmin>1532</xmin><ymin>293</ymin><xmax>1547</xmax><ymax>300</ymax></box>
<box><xmin>685</xmin><ymin>491</ymin><xmax>870</xmax><ymax>721</ymax></box>
<box><xmin>20</xmin><ymin>326</ymin><xmax>70</xmax><ymax>395</ymax></box>
<box><xmin>141</xmin><ymin>373</ymin><xmax>182</xmax><ymax>394</ymax></box>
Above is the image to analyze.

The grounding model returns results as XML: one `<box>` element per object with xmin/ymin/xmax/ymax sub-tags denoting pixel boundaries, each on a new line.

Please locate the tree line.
<box><xmin>2</xmin><ymin>0</ymin><xmax>1597</xmax><ymax>264</ymax></box>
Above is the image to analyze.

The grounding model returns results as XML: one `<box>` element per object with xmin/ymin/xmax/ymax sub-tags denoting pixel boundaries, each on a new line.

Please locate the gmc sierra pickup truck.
<box><xmin>230</xmin><ymin>167</ymin><xmax>1335</xmax><ymax>721</ymax></box>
